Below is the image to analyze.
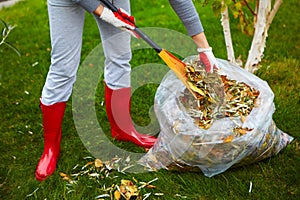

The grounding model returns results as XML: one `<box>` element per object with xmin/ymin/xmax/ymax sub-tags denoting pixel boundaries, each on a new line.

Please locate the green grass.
<box><xmin>0</xmin><ymin>0</ymin><xmax>299</xmax><ymax>199</ymax></box>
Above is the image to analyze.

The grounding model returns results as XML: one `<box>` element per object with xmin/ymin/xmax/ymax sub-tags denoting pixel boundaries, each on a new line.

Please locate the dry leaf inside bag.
<box><xmin>181</xmin><ymin>56</ymin><xmax>260</xmax><ymax>130</ymax></box>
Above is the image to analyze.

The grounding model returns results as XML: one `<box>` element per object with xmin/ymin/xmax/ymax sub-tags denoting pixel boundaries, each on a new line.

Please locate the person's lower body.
<box><xmin>35</xmin><ymin>3</ymin><xmax>85</xmax><ymax>181</ymax></box>
<box><xmin>36</xmin><ymin>0</ymin><xmax>156</xmax><ymax>182</ymax></box>
<box><xmin>94</xmin><ymin>0</ymin><xmax>157</xmax><ymax>148</ymax></box>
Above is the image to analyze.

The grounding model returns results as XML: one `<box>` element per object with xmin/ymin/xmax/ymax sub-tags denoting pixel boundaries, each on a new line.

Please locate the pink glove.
<box><xmin>100</xmin><ymin>7</ymin><xmax>138</xmax><ymax>38</ymax></box>
<box><xmin>197</xmin><ymin>47</ymin><xmax>218</xmax><ymax>73</ymax></box>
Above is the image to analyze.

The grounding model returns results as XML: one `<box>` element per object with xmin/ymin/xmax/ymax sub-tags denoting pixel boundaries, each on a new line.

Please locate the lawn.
<box><xmin>0</xmin><ymin>0</ymin><xmax>299</xmax><ymax>199</ymax></box>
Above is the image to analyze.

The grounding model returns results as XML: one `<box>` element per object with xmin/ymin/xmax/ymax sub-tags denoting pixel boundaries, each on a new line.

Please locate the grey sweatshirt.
<box><xmin>49</xmin><ymin>0</ymin><xmax>204</xmax><ymax>36</ymax></box>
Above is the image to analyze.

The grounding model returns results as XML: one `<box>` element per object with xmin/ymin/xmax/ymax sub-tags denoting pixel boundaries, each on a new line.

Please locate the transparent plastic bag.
<box><xmin>139</xmin><ymin>57</ymin><xmax>293</xmax><ymax>177</ymax></box>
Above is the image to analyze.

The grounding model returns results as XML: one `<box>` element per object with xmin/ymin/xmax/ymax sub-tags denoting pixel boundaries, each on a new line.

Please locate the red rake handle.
<box><xmin>99</xmin><ymin>0</ymin><xmax>163</xmax><ymax>53</ymax></box>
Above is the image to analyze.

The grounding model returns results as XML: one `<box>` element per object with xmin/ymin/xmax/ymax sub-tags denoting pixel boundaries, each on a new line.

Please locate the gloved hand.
<box><xmin>197</xmin><ymin>47</ymin><xmax>218</xmax><ymax>73</ymax></box>
<box><xmin>100</xmin><ymin>7</ymin><xmax>138</xmax><ymax>38</ymax></box>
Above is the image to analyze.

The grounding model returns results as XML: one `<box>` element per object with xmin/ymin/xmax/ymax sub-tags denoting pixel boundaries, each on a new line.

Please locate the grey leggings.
<box><xmin>42</xmin><ymin>1</ymin><xmax>132</xmax><ymax>105</ymax></box>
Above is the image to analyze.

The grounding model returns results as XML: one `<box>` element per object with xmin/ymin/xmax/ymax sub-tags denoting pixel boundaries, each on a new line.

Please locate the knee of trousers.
<box><xmin>102</xmin><ymin>32</ymin><xmax>132</xmax><ymax>90</ymax></box>
<box><xmin>41</xmin><ymin>59</ymin><xmax>79</xmax><ymax>105</ymax></box>
<box><xmin>104</xmin><ymin>54</ymin><xmax>132</xmax><ymax>90</ymax></box>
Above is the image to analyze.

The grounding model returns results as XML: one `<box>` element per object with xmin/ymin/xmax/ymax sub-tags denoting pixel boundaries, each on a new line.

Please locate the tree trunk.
<box><xmin>221</xmin><ymin>4</ymin><xmax>237</xmax><ymax>65</ymax></box>
<box><xmin>245</xmin><ymin>0</ymin><xmax>282</xmax><ymax>73</ymax></box>
<box><xmin>245</xmin><ymin>0</ymin><xmax>270</xmax><ymax>72</ymax></box>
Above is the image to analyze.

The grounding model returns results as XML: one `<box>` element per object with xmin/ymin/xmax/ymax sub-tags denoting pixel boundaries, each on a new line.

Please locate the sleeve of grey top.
<box><xmin>168</xmin><ymin>0</ymin><xmax>204</xmax><ymax>36</ymax></box>
<box><xmin>72</xmin><ymin>0</ymin><xmax>101</xmax><ymax>13</ymax></box>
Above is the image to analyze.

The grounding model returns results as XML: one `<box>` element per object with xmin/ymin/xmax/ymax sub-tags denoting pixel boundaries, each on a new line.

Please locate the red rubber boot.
<box><xmin>105</xmin><ymin>85</ymin><xmax>157</xmax><ymax>148</ymax></box>
<box><xmin>35</xmin><ymin>101</ymin><xmax>66</xmax><ymax>181</ymax></box>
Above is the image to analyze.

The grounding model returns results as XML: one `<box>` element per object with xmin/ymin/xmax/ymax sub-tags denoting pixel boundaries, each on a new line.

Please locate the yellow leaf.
<box><xmin>187</xmin><ymin>66</ymin><xmax>195</xmax><ymax>73</ymax></box>
<box><xmin>146</xmin><ymin>185</ymin><xmax>156</xmax><ymax>189</ymax></box>
<box><xmin>119</xmin><ymin>185</ymin><xmax>126</xmax><ymax>194</ymax></box>
<box><xmin>240</xmin><ymin>115</ymin><xmax>246</xmax><ymax>123</ymax></box>
<box><xmin>114</xmin><ymin>190</ymin><xmax>121</xmax><ymax>200</ymax></box>
<box><xmin>237</xmin><ymin>128</ymin><xmax>247</xmax><ymax>135</ymax></box>
<box><xmin>121</xmin><ymin>179</ymin><xmax>133</xmax><ymax>186</ymax></box>
<box><xmin>59</xmin><ymin>172</ymin><xmax>67</xmax><ymax>177</ymax></box>
<box><xmin>187</xmin><ymin>81</ymin><xmax>206</xmax><ymax>96</ymax></box>
<box><xmin>235</xmin><ymin>2</ymin><xmax>242</xmax><ymax>10</ymax></box>
<box><xmin>233</xmin><ymin>11</ymin><xmax>239</xmax><ymax>19</ymax></box>
<box><xmin>223</xmin><ymin>135</ymin><xmax>234</xmax><ymax>143</ymax></box>
<box><xmin>83</xmin><ymin>161</ymin><xmax>94</xmax><ymax>169</ymax></box>
<box><xmin>94</xmin><ymin>158</ymin><xmax>103</xmax><ymax>168</ymax></box>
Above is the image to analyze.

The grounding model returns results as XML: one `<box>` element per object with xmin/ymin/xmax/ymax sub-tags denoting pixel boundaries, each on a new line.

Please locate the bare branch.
<box><xmin>243</xmin><ymin>0</ymin><xmax>256</xmax><ymax>16</ymax></box>
<box><xmin>266</xmin><ymin>0</ymin><xmax>283</xmax><ymax>30</ymax></box>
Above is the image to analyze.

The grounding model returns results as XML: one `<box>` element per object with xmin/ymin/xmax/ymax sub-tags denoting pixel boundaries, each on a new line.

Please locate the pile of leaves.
<box><xmin>180</xmin><ymin>58</ymin><xmax>260</xmax><ymax>131</ymax></box>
